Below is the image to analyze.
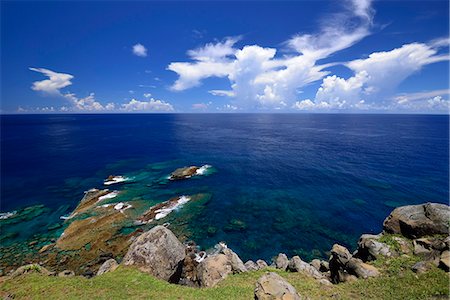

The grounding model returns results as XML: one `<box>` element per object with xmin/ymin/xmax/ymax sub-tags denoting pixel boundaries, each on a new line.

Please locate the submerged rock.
<box><xmin>122</xmin><ymin>225</ymin><xmax>185</xmax><ymax>282</ymax></box>
<box><xmin>383</xmin><ymin>202</ymin><xmax>450</xmax><ymax>238</ymax></box>
<box><xmin>97</xmin><ymin>259</ymin><xmax>119</xmax><ymax>276</ymax></box>
<box><xmin>254</xmin><ymin>272</ymin><xmax>302</xmax><ymax>300</ymax></box>
<box><xmin>61</xmin><ymin>188</ymin><xmax>111</xmax><ymax>220</ymax></box>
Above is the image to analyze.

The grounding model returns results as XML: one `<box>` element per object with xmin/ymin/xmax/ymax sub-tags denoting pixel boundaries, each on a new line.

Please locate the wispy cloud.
<box><xmin>29</xmin><ymin>67</ymin><xmax>73</xmax><ymax>95</ymax></box>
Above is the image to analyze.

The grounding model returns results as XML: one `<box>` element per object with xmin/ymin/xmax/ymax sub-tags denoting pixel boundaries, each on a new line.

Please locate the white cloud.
<box><xmin>63</xmin><ymin>93</ymin><xmax>113</xmax><ymax>111</ymax></box>
<box><xmin>143</xmin><ymin>93</ymin><xmax>152</xmax><ymax>98</ymax></box>
<box><xmin>192</xmin><ymin>102</ymin><xmax>212</xmax><ymax>110</ymax></box>
<box><xmin>29</xmin><ymin>67</ymin><xmax>73</xmax><ymax>95</ymax></box>
<box><xmin>304</xmin><ymin>41</ymin><xmax>449</xmax><ymax>111</ymax></box>
<box><xmin>121</xmin><ymin>98</ymin><xmax>174</xmax><ymax>112</ymax></box>
<box><xmin>168</xmin><ymin>0</ymin><xmax>374</xmax><ymax>109</ymax></box>
<box><xmin>132</xmin><ymin>43</ymin><xmax>148</xmax><ymax>57</ymax></box>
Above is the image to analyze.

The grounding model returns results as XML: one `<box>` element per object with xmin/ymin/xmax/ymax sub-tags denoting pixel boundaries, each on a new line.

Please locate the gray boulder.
<box><xmin>346</xmin><ymin>258</ymin><xmax>380</xmax><ymax>279</ymax></box>
<box><xmin>383</xmin><ymin>203</ymin><xmax>450</xmax><ymax>238</ymax></box>
<box><xmin>355</xmin><ymin>234</ymin><xmax>393</xmax><ymax>261</ymax></box>
<box><xmin>256</xmin><ymin>259</ymin><xmax>269</xmax><ymax>269</ymax></box>
<box><xmin>197</xmin><ymin>254</ymin><xmax>232</xmax><ymax>287</ymax></box>
<box><xmin>122</xmin><ymin>225</ymin><xmax>185</xmax><ymax>282</ymax></box>
<box><xmin>254</xmin><ymin>272</ymin><xmax>302</xmax><ymax>300</ymax></box>
<box><xmin>287</xmin><ymin>256</ymin><xmax>324</xmax><ymax>279</ymax></box>
<box><xmin>222</xmin><ymin>247</ymin><xmax>247</xmax><ymax>273</ymax></box>
<box><xmin>274</xmin><ymin>253</ymin><xmax>289</xmax><ymax>270</ymax></box>
<box><xmin>245</xmin><ymin>260</ymin><xmax>259</xmax><ymax>271</ymax></box>
<box><xmin>97</xmin><ymin>258</ymin><xmax>119</xmax><ymax>276</ymax></box>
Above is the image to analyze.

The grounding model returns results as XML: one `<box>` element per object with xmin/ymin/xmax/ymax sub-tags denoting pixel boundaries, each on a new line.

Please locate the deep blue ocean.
<box><xmin>1</xmin><ymin>114</ymin><xmax>449</xmax><ymax>261</ymax></box>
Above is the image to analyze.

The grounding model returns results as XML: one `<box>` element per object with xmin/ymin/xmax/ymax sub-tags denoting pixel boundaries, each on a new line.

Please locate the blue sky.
<box><xmin>1</xmin><ymin>0</ymin><xmax>449</xmax><ymax>113</ymax></box>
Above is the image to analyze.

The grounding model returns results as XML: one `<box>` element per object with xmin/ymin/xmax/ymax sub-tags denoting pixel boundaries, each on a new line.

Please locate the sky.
<box><xmin>1</xmin><ymin>0</ymin><xmax>449</xmax><ymax>114</ymax></box>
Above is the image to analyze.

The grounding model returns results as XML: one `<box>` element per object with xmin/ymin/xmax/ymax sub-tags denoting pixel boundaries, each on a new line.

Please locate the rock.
<box><xmin>222</xmin><ymin>248</ymin><xmax>247</xmax><ymax>273</ymax></box>
<box><xmin>310</xmin><ymin>259</ymin><xmax>321</xmax><ymax>271</ymax></box>
<box><xmin>413</xmin><ymin>238</ymin><xmax>433</xmax><ymax>255</ymax></box>
<box><xmin>288</xmin><ymin>256</ymin><xmax>324</xmax><ymax>279</ymax></box>
<box><xmin>245</xmin><ymin>260</ymin><xmax>259</xmax><ymax>271</ymax></box>
<box><xmin>254</xmin><ymin>272</ymin><xmax>302</xmax><ymax>300</ymax></box>
<box><xmin>274</xmin><ymin>253</ymin><xmax>289</xmax><ymax>270</ymax></box>
<box><xmin>58</xmin><ymin>270</ymin><xmax>75</xmax><ymax>277</ymax></box>
<box><xmin>137</xmin><ymin>196</ymin><xmax>192</xmax><ymax>224</ymax></box>
<box><xmin>82</xmin><ymin>270</ymin><xmax>95</xmax><ymax>278</ymax></box>
<box><xmin>197</xmin><ymin>254</ymin><xmax>232</xmax><ymax>287</ymax></box>
<box><xmin>38</xmin><ymin>244</ymin><xmax>54</xmax><ymax>254</ymax></box>
<box><xmin>439</xmin><ymin>250</ymin><xmax>450</xmax><ymax>271</ymax></box>
<box><xmin>10</xmin><ymin>264</ymin><xmax>53</xmax><ymax>278</ymax></box>
<box><xmin>355</xmin><ymin>234</ymin><xmax>393</xmax><ymax>261</ymax></box>
<box><xmin>169</xmin><ymin>166</ymin><xmax>199</xmax><ymax>180</ymax></box>
<box><xmin>392</xmin><ymin>237</ymin><xmax>412</xmax><ymax>254</ymax></box>
<box><xmin>329</xmin><ymin>244</ymin><xmax>353</xmax><ymax>283</ymax></box>
<box><xmin>256</xmin><ymin>259</ymin><xmax>268</xmax><ymax>269</ymax></box>
<box><xmin>346</xmin><ymin>258</ymin><xmax>380</xmax><ymax>279</ymax></box>
<box><xmin>412</xmin><ymin>261</ymin><xmax>435</xmax><ymax>274</ymax></box>
<box><xmin>122</xmin><ymin>225</ymin><xmax>185</xmax><ymax>282</ymax></box>
<box><xmin>97</xmin><ymin>259</ymin><xmax>119</xmax><ymax>276</ymax></box>
<box><xmin>383</xmin><ymin>203</ymin><xmax>450</xmax><ymax>238</ymax></box>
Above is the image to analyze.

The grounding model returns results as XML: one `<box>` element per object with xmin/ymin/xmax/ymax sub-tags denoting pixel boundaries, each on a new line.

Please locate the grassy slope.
<box><xmin>1</xmin><ymin>255</ymin><xmax>448</xmax><ymax>300</ymax></box>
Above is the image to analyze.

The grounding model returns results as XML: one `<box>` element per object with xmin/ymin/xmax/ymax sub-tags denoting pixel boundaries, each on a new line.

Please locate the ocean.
<box><xmin>1</xmin><ymin>113</ymin><xmax>448</xmax><ymax>262</ymax></box>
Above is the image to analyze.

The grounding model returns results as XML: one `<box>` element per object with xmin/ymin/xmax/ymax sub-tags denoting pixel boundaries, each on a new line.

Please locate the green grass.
<box><xmin>1</xmin><ymin>258</ymin><xmax>448</xmax><ymax>300</ymax></box>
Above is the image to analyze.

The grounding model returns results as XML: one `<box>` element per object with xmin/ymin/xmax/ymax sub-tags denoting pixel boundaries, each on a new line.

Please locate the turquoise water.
<box><xmin>1</xmin><ymin>114</ymin><xmax>448</xmax><ymax>261</ymax></box>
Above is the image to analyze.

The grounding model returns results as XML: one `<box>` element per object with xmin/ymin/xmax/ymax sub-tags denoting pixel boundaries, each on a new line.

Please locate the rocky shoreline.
<box><xmin>0</xmin><ymin>164</ymin><xmax>449</xmax><ymax>298</ymax></box>
<box><xmin>2</xmin><ymin>199</ymin><xmax>449</xmax><ymax>299</ymax></box>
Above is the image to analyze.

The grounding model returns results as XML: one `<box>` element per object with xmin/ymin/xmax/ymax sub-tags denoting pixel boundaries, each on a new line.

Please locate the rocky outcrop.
<box><xmin>288</xmin><ymin>256</ymin><xmax>325</xmax><ymax>280</ymax></box>
<box><xmin>197</xmin><ymin>254</ymin><xmax>232</xmax><ymax>287</ymax></box>
<box><xmin>97</xmin><ymin>259</ymin><xmax>119</xmax><ymax>276</ymax></box>
<box><xmin>137</xmin><ymin>196</ymin><xmax>191</xmax><ymax>224</ymax></box>
<box><xmin>169</xmin><ymin>166</ymin><xmax>200</xmax><ymax>180</ymax></box>
<box><xmin>383</xmin><ymin>203</ymin><xmax>450</xmax><ymax>238</ymax></box>
<box><xmin>274</xmin><ymin>253</ymin><xmax>289</xmax><ymax>270</ymax></box>
<box><xmin>122</xmin><ymin>225</ymin><xmax>185</xmax><ymax>282</ymax></box>
<box><xmin>254</xmin><ymin>272</ymin><xmax>302</xmax><ymax>300</ymax></box>
<box><xmin>10</xmin><ymin>264</ymin><xmax>54</xmax><ymax>278</ymax></box>
<box><xmin>355</xmin><ymin>234</ymin><xmax>393</xmax><ymax>261</ymax></box>
<box><xmin>439</xmin><ymin>250</ymin><xmax>450</xmax><ymax>271</ymax></box>
<box><xmin>329</xmin><ymin>244</ymin><xmax>379</xmax><ymax>283</ymax></box>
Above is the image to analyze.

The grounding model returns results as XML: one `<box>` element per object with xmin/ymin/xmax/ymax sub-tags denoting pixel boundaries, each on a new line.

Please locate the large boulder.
<box><xmin>439</xmin><ymin>250</ymin><xmax>450</xmax><ymax>271</ymax></box>
<box><xmin>122</xmin><ymin>225</ymin><xmax>185</xmax><ymax>282</ymax></box>
<box><xmin>197</xmin><ymin>254</ymin><xmax>232</xmax><ymax>287</ymax></box>
<box><xmin>346</xmin><ymin>258</ymin><xmax>380</xmax><ymax>279</ymax></box>
<box><xmin>274</xmin><ymin>253</ymin><xmax>289</xmax><ymax>270</ymax></box>
<box><xmin>383</xmin><ymin>203</ymin><xmax>450</xmax><ymax>238</ymax></box>
<box><xmin>329</xmin><ymin>244</ymin><xmax>352</xmax><ymax>283</ymax></box>
<box><xmin>256</xmin><ymin>259</ymin><xmax>269</xmax><ymax>269</ymax></box>
<box><xmin>222</xmin><ymin>248</ymin><xmax>247</xmax><ymax>273</ymax></box>
<box><xmin>97</xmin><ymin>259</ymin><xmax>119</xmax><ymax>276</ymax></box>
<box><xmin>254</xmin><ymin>272</ymin><xmax>302</xmax><ymax>300</ymax></box>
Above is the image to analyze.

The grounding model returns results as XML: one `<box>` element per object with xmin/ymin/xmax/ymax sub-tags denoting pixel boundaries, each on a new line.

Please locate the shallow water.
<box><xmin>1</xmin><ymin>114</ymin><xmax>448</xmax><ymax>261</ymax></box>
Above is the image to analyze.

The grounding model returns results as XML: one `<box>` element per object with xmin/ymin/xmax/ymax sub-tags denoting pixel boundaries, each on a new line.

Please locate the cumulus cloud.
<box><xmin>29</xmin><ymin>67</ymin><xmax>74</xmax><ymax>95</ymax></box>
<box><xmin>63</xmin><ymin>93</ymin><xmax>115</xmax><ymax>111</ymax></box>
<box><xmin>121</xmin><ymin>98</ymin><xmax>174</xmax><ymax>112</ymax></box>
<box><xmin>132</xmin><ymin>43</ymin><xmax>148</xmax><ymax>57</ymax></box>
<box><xmin>168</xmin><ymin>0</ymin><xmax>374</xmax><ymax>109</ymax></box>
<box><xmin>300</xmin><ymin>41</ymin><xmax>449</xmax><ymax>111</ymax></box>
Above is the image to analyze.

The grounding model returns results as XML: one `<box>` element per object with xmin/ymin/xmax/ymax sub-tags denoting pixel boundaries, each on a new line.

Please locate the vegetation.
<box><xmin>1</xmin><ymin>256</ymin><xmax>448</xmax><ymax>300</ymax></box>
